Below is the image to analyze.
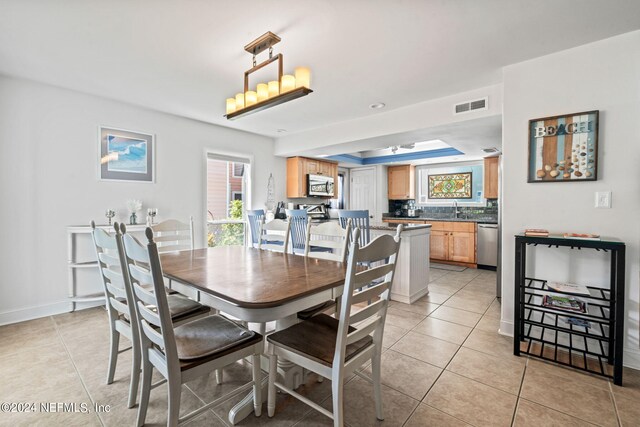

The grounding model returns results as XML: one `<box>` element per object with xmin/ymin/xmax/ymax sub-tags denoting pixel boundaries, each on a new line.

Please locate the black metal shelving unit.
<box><xmin>514</xmin><ymin>234</ymin><xmax>625</xmax><ymax>385</ymax></box>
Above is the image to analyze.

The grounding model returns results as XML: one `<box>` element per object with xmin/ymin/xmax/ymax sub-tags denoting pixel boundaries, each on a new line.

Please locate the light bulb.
<box><xmin>245</xmin><ymin>90</ymin><xmax>257</xmax><ymax>106</ymax></box>
<box><xmin>226</xmin><ymin>98</ymin><xmax>236</xmax><ymax>114</ymax></box>
<box><xmin>281</xmin><ymin>75</ymin><xmax>295</xmax><ymax>93</ymax></box>
<box><xmin>257</xmin><ymin>83</ymin><xmax>268</xmax><ymax>102</ymax></box>
<box><xmin>268</xmin><ymin>80</ymin><xmax>279</xmax><ymax>97</ymax></box>
<box><xmin>235</xmin><ymin>93</ymin><xmax>245</xmax><ymax>109</ymax></box>
<box><xmin>294</xmin><ymin>67</ymin><xmax>311</xmax><ymax>88</ymax></box>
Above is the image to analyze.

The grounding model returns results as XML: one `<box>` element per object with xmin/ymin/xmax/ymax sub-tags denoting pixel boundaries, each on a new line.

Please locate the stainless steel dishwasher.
<box><xmin>477</xmin><ymin>223</ymin><xmax>498</xmax><ymax>268</ymax></box>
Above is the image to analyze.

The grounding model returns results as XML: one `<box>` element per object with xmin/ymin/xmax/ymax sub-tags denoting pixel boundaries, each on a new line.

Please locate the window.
<box><xmin>329</xmin><ymin>172</ymin><xmax>345</xmax><ymax>209</ymax></box>
<box><xmin>206</xmin><ymin>153</ymin><xmax>250</xmax><ymax>247</ymax></box>
<box><xmin>416</xmin><ymin>161</ymin><xmax>485</xmax><ymax>205</ymax></box>
<box><xmin>232</xmin><ymin>163</ymin><xmax>244</xmax><ymax>178</ymax></box>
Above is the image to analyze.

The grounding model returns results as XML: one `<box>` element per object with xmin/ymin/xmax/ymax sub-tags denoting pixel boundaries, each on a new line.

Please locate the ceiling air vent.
<box><xmin>453</xmin><ymin>97</ymin><xmax>488</xmax><ymax>115</ymax></box>
<box><xmin>482</xmin><ymin>147</ymin><xmax>500</xmax><ymax>154</ymax></box>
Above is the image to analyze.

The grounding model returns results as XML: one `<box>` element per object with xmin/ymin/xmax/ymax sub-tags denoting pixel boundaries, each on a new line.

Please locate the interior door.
<box><xmin>349</xmin><ymin>167</ymin><xmax>376</xmax><ymax>219</ymax></box>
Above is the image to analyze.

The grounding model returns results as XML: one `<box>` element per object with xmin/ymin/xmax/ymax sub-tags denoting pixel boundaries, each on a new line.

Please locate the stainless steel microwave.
<box><xmin>307</xmin><ymin>174</ymin><xmax>335</xmax><ymax>197</ymax></box>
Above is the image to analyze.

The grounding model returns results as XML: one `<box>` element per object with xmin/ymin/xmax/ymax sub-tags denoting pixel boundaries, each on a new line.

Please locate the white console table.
<box><xmin>67</xmin><ymin>224</ymin><xmax>146</xmax><ymax>311</ymax></box>
<box><xmin>370</xmin><ymin>224</ymin><xmax>431</xmax><ymax>304</ymax></box>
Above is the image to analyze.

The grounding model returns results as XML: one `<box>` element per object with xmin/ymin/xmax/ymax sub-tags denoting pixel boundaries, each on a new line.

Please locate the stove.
<box><xmin>299</xmin><ymin>204</ymin><xmax>329</xmax><ymax>220</ymax></box>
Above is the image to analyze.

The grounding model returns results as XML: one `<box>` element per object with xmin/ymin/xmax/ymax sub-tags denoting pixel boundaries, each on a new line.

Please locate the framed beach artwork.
<box><xmin>99</xmin><ymin>127</ymin><xmax>154</xmax><ymax>182</ymax></box>
<box><xmin>428</xmin><ymin>172</ymin><xmax>472</xmax><ymax>199</ymax></box>
<box><xmin>527</xmin><ymin>110</ymin><xmax>599</xmax><ymax>183</ymax></box>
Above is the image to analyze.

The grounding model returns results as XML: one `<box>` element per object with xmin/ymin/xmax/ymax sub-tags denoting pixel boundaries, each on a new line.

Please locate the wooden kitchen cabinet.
<box><xmin>388</xmin><ymin>165</ymin><xmax>415</xmax><ymax>200</ymax></box>
<box><xmin>286</xmin><ymin>156</ymin><xmax>338</xmax><ymax>198</ymax></box>
<box><xmin>430</xmin><ymin>230</ymin><xmax>449</xmax><ymax>260</ymax></box>
<box><xmin>428</xmin><ymin>221</ymin><xmax>477</xmax><ymax>265</ymax></box>
<box><xmin>484</xmin><ymin>156</ymin><xmax>499</xmax><ymax>199</ymax></box>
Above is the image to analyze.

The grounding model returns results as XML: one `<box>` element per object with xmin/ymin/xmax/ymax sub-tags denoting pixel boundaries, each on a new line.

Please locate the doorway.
<box><xmin>349</xmin><ymin>167</ymin><xmax>376</xmax><ymax>218</ymax></box>
<box><xmin>206</xmin><ymin>153</ymin><xmax>251</xmax><ymax>247</ymax></box>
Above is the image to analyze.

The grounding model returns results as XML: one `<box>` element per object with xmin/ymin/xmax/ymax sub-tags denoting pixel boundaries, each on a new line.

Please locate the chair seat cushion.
<box><xmin>296</xmin><ymin>300</ymin><xmax>336</xmax><ymax>320</ymax></box>
<box><xmin>167</xmin><ymin>293</ymin><xmax>209</xmax><ymax>320</ymax></box>
<box><xmin>267</xmin><ymin>314</ymin><xmax>373</xmax><ymax>367</ymax></box>
<box><xmin>174</xmin><ymin>314</ymin><xmax>262</xmax><ymax>363</ymax></box>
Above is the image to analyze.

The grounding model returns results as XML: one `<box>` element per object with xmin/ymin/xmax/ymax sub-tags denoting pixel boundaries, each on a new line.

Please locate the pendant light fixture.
<box><xmin>224</xmin><ymin>31</ymin><xmax>312</xmax><ymax>120</ymax></box>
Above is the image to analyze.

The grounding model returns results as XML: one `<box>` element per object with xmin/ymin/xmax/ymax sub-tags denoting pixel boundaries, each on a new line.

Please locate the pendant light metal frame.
<box><xmin>225</xmin><ymin>31</ymin><xmax>312</xmax><ymax>120</ymax></box>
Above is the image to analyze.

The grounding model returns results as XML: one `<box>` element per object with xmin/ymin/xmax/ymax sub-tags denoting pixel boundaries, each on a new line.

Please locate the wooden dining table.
<box><xmin>159</xmin><ymin>245</ymin><xmax>348</xmax><ymax>424</ymax></box>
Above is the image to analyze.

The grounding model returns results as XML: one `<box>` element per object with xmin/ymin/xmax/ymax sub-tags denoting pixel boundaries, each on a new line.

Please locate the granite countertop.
<box><xmin>382</xmin><ymin>214</ymin><xmax>498</xmax><ymax>224</ymax></box>
<box><xmin>370</xmin><ymin>224</ymin><xmax>432</xmax><ymax>232</ymax></box>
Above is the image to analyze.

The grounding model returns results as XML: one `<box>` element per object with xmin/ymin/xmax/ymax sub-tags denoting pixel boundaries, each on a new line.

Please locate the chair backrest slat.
<box><xmin>105</xmin><ymin>281</ymin><xmax>127</xmax><ymax>300</ymax></box>
<box><xmin>352</xmin><ymin>263</ymin><xmax>395</xmax><ymax>287</ymax></box>
<box><xmin>332</xmin><ymin>225</ymin><xmax>402</xmax><ymax>370</ymax></box>
<box><xmin>137</xmin><ymin>300</ymin><xmax>162</xmax><ymax>327</ymax></box>
<box><xmin>140</xmin><ymin>317</ymin><xmax>166</xmax><ymax>348</ymax></box>
<box><xmin>151</xmin><ymin>217</ymin><xmax>194</xmax><ymax>253</ymax></box>
<box><xmin>348</xmin><ymin>298</ymin><xmax>385</xmax><ymax>325</ymax></box>
<box><xmin>152</xmin><ymin>234</ymin><xmax>191</xmax><ymax>243</ymax></box>
<box><xmin>286</xmin><ymin>209</ymin><xmax>308</xmax><ymax>252</ymax></box>
<box><xmin>246</xmin><ymin>209</ymin><xmax>265</xmax><ymax>246</ymax></box>
<box><xmin>258</xmin><ymin>218</ymin><xmax>291</xmax><ymax>253</ymax></box>
<box><xmin>304</xmin><ymin>220</ymin><xmax>351</xmax><ymax>262</ymax></box>
<box><xmin>350</xmin><ymin>280</ymin><xmax>391</xmax><ymax>306</ymax></box>
<box><xmin>338</xmin><ymin>210</ymin><xmax>371</xmax><ymax>246</ymax></box>
<box><xmin>346</xmin><ymin>316</ymin><xmax>381</xmax><ymax>345</ymax></box>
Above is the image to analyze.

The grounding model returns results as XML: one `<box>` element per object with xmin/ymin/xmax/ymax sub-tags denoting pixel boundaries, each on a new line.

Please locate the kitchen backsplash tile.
<box><xmin>388</xmin><ymin>199</ymin><xmax>498</xmax><ymax>221</ymax></box>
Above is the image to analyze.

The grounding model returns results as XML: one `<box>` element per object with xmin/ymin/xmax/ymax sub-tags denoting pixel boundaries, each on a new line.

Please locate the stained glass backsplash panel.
<box><xmin>428</xmin><ymin>172</ymin><xmax>472</xmax><ymax>199</ymax></box>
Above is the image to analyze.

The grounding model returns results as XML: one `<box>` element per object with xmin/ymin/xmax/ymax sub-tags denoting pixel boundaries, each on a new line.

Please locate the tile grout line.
<box><xmin>415</xmin><ymin>277</ymin><xmax>525</xmax><ymax>426</ymax></box>
<box><xmin>50</xmin><ymin>314</ymin><xmax>106</xmax><ymax>427</ymax></box>
<box><xmin>509</xmin><ymin>356</ymin><xmax>530</xmax><ymax>426</ymax></box>
<box><xmin>607</xmin><ymin>380</ymin><xmax>623</xmax><ymax>427</ymax></box>
<box><xmin>182</xmin><ymin>382</ymin><xmax>233</xmax><ymax>427</ymax></box>
<box><xmin>516</xmin><ymin>359</ymin><xmax>618</xmax><ymax>426</ymax></box>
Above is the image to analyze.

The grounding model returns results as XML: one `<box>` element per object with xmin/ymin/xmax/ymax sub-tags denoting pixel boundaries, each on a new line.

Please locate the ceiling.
<box><xmin>1</xmin><ymin>0</ymin><xmax>639</xmax><ymax>140</ymax></box>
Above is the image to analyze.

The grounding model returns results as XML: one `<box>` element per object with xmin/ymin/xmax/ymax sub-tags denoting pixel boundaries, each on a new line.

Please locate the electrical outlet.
<box><xmin>595</xmin><ymin>191</ymin><xmax>611</xmax><ymax>209</ymax></box>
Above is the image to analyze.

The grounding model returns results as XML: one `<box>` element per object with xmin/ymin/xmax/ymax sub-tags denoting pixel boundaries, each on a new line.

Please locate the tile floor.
<box><xmin>1</xmin><ymin>269</ymin><xmax>639</xmax><ymax>426</ymax></box>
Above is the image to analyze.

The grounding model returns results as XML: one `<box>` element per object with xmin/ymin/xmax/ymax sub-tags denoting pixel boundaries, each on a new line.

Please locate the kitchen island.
<box><xmin>370</xmin><ymin>224</ymin><xmax>431</xmax><ymax>304</ymax></box>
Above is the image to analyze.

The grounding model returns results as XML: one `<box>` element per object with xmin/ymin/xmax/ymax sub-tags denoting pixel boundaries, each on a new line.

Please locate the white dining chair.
<box><xmin>267</xmin><ymin>225</ymin><xmax>402</xmax><ymax>427</ymax></box>
<box><xmin>151</xmin><ymin>217</ymin><xmax>198</xmax><ymax>300</ymax></box>
<box><xmin>150</xmin><ymin>217</ymin><xmax>194</xmax><ymax>252</ymax></box>
<box><xmin>121</xmin><ymin>227</ymin><xmax>264</xmax><ymax>427</ymax></box>
<box><xmin>91</xmin><ymin>222</ymin><xmax>210</xmax><ymax>409</ymax></box>
<box><xmin>258</xmin><ymin>217</ymin><xmax>291</xmax><ymax>253</ymax></box>
<box><xmin>297</xmin><ymin>220</ymin><xmax>351</xmax><ymax>320</ymax></box>
<box><xmin>304</xmin><ymin>219</ymin><xmax>351</xmax><ymax>262</ymax></box>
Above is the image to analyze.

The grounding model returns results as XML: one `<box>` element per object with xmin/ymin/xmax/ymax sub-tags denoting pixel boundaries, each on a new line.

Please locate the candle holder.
<box><xmin>105</xmin><ymin>209</ymin><xmax>116</xmax><ymax>225</ymax></box>
<box><xmin>147</xmin><ymin>208</ymin><xmax>158</xmax><ymax>225</ymax></box>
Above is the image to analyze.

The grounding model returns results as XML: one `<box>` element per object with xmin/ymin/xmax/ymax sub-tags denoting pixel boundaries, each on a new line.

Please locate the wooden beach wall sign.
<box><xmin>528</xmin><ymin>111</ymin><xmax>598</xmax><ymax>182</ymax></box>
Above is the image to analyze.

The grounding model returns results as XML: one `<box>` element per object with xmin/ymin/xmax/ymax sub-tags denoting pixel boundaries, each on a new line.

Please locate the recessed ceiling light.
<box><xmin>369</xmin><ymin>103</ymin><xmax>386</xmax><ymax>109</ymax></box>
<box><xmin>276</xmin><ymin>129</ymin><xmax>287</xmax><ymax>133</ymax></box>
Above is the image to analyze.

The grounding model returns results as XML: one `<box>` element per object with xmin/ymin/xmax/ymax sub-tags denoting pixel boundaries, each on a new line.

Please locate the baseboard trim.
<box><xmin>499</xmin><ymin>318</ymin><xmax>514</xmax><ymax>337</ymax></box>
<box><xmin>0</xmin><ymin>300</ymin><xmax>103</xmax><ymax>326</ymax></box>
<box><xmin>624</xmin><ymin>348</ymin><xmax>640</xmax><ymax>370</ymax></box>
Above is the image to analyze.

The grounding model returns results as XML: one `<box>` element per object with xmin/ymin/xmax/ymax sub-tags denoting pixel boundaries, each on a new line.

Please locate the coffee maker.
<box><xmin>274</xmin><ymin>202</ymin><xmax>287</xmax><ymax>219</ymax></box>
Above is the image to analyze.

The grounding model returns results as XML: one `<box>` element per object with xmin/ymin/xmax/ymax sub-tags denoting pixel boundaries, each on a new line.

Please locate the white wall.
<box><xmin>501</xmin><ymin>31</ymin><xmax>640</xmax><ymax>368</ymax></box>
<box><xmin>0</xmin><ymin>76</ymin><xmax>285</xmax><ymax>324</ymax></box>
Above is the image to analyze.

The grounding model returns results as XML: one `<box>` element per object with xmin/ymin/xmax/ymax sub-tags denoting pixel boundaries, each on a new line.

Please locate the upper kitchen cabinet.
<box><xmin>388</xmin><ymin>165</ymin><xmax>415</xmax><ymax>200</ymax></box>
<box><xmin>286</xmin><ymin>156</ymin><xmax>338</xmax><ymax>198</ymax></box>
<box><xmin>483</xmin><ymin>156</ymin><xmax>499</xmax><ymax>199</ymax></box>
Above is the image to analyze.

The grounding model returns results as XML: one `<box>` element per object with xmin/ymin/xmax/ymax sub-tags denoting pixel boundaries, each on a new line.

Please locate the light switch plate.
<box><xmin>595</xmin><ymin>191</ymin><xmax>611</xmax><ymax>208</ymax></box>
